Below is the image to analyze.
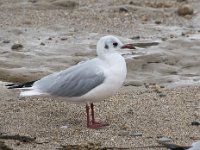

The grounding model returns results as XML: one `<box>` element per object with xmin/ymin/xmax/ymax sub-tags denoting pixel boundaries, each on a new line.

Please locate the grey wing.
<box><xmin>34</xmin><ymin>63</ymin><xmax>105</xmax><ymax>97</ymax></box>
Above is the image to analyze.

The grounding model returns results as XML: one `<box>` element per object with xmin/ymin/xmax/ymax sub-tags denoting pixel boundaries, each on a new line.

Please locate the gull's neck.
<box><xmin>98</xmin><ymin>52</ymin><xmax>124</xmax><ymax>66</ymax></box>
<box><xmin>98</xmin><ymin>51</ymin><xmax>118</xmax><ymax>59</ymax></box>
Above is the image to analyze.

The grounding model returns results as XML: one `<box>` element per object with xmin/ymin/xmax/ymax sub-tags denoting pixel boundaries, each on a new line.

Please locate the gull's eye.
<box><xmin>113</xmin><ymin>42</ymin><xmax>118</xmax><ymax>47</ymax></box>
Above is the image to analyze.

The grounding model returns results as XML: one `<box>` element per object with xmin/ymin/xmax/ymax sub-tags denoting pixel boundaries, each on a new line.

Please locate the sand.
<box><xmin>0</xmin><ymin>0</ymin><xmax>200</xmax><ymax>150</ymax></box>
<box><xmin>0</xmin><ymin>82</ymin><xmax>200</xmax><ymax>150</ymax></box>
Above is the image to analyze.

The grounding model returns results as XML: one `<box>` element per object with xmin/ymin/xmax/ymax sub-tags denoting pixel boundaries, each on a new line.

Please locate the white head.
<box><xmin>96</xmin><ymin>35</ymin><xmax>133</xmax><ymax>58</ymax></box>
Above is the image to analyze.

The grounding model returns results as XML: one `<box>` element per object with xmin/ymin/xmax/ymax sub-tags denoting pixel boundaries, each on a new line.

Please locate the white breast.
<box><xmin>80</xmin><ymin>53</ymin><xmax>127</xmax><ymax>103</ymax></box>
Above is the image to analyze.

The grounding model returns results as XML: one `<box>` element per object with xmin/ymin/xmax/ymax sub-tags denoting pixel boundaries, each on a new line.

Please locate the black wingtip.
<box><xmin>5</xmin><ymin>83</ymin><xmax>15</xmax><ymax>86</ymax></box>
<box><xmin>6</xmin><ymin>80</ymin><xmax>38</xmax><ymax>89</ymax></box>
<box><xmin>6</xmin><ymin>84</ymin><xmax>24</xmax><ymax>89</ymax></box>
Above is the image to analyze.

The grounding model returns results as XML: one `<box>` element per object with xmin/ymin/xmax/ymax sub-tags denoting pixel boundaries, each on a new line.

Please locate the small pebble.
<box><xmin>130</xmin><ymin>36</ymin><xmax>140</xmax><ymax>40</ymax></box>
<box><xmin>23</xmin><ymin>20</ymin><xmax>32</xmax><ymax>25</ymax></box>
<box><xmin>181</xmin><ymin>32</ymin><xmax>186</xmax><ymax>36</ymax></box>
<box><xmin>190</xmin><ymin>136</ymin><xmax>199</xmax><ymax>140</ymax></box>
<box><xmin>29</xmin><ymin>0</ymin><xmax>37</xmax><ymax>3</ymax></box>
<box><xmin>191</xmin><ymin>121</ymin><xmax>200</xmax><ymax>126</ymax></box>
<box><xmin>161</xmin><ymin>37</ymin><xmax>167</xmax><ymax>41</ymax></box>
<box><xmin>170</xmin><ymin>34</ymin><xmax>175</xmax><ymax>38</ymax></box>
<box><xmin>60</xmin><ymin>37</ymin><xmax>68</xmax><ymax>41</ymax></box>
<box><xmin>53</xmin><ymin>1</ymin><xmax>78</xmax><ymax>9</ymax></box>
<box><xmin>177</xmin><ymin>4</ymin><xmax>193</xmax><ymax>16</ymax></box>
<box><xmin>129</xmin><ymin>132</ymin><xmax>142</xmax><ymax>137</ymax></box>
<box><xmin>155</xmin><ymin>20</ymin><xmax>162</xmax><ymax>24</ymax></box>
<box><xmin>118</xmin><ymin>131</ymin><xmax>129</xmax><ymax>136</ymax></box>
<box><xmin>177</xmin><ymin>0</ymin><xmax>188</xmax><ymax>2</ymax></box>
<box><xmin>157</xmin><ymin>135</ymin><xmax>165</xmax><ymax>138</ymax></box>
<box><xmin>11</xmin><ymin>42</ymin><xmax>23</xmax><ymax>50</ymax></box>
<box><xmin>40</xmin><ymin>42</ymin><xmax>45</xmax><ymax>46</ymax></box>
<box><xmin>36</xmin><ymin>138</ymin><xmax>50</xmax><ymax>144</ymax></box>
<box><xmin>13</xmin><ymin>108</ymin><xmax>21</xmax><ymax>112</ymax></box>
<box><xmin>157</xmin><ymin>136</ymin><xmax>172</xmax><ymax>142</ymax></box>
<box><xmin>193</xmin><ymin>78</ymin><xmax>200</xmax><ymax>82</ymax></box>
<box><xmin>160</xmin><ymin>85</ymin><xmax>165</xmax><ymax>88</ymax></box>
<box><xmin>144</xmin><ymin>83</ymin><xmax>149</xmax><ymax>88</ymax></box>
<box><xmin>119</xmin><ymin>7</ymin><xmax>128</xmax><ymax>12</ymax></box>
<box><xmin>60</xmin><ymin>125</ymin><xmax>68</xmax><ymax>129</ymax></box>
<box><xmin>159</xmin><ymin>93</ymin><xmax>166</xmax><ymax>97</ymax></box>
<box><xmin>127</xmin><ymin>108</ymin><xmax>134</xmax><ymax>114</ymax></box>
<box><xmin>124</xmin><ymin>80</ymin><xmax>143</xmax><ymax>86</ymax></box>
<box><xmin>120</xmin><ymin>124</ymin><xmax>130</xmax><ymax>130</ymax></box>
<box><xmin>2</xmin><ymin>40</ymin><xmax>10</xmax><ymax>43</ymax></box>
<box><xmin>154</xmin><ymin>84</ymin><xmax>162</xmax><ymax>93</ymax></box>
<box><xmin>146</xmin><ymin>136</ymin><xmax>153</xmax><ymax>139</ymax></box>
<box><xmin>140</xmin><ymin>15</ymin><xmax>148</xmax><ymax>21</ymax></box>
<box><xmin>129</xmin><ymin>1</ymin><xmax>134</xmax><ymax>5</ymax></box>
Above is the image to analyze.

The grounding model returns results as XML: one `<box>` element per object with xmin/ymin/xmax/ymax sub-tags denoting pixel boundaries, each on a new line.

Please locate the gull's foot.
<box><xmin>92</xmin><ymin>121</ymin><xmax>109</xmax><ymax>126</ymax></box>
<box><xmin>87</xmin><ymin>121</ymin><xmax>109</xmax><ymax>129</ymax></box>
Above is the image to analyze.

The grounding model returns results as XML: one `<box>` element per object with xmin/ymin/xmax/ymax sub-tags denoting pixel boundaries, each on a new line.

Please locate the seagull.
<box><xmin>188</xmin><ymin>141</ymin><xmax>200</xmax><ymax>150</ymax></box>
<box><xmin>7</xmin><ymin>35</ymin><xmax>133</xmax><ymax>129</ymax></box>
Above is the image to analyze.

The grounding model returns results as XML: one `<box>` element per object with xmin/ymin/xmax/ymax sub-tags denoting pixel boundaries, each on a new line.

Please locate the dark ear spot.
<box><xmin>105</xmin><ymin>44</ymin><xmax>109</xmax><ymax>49</ymax></box>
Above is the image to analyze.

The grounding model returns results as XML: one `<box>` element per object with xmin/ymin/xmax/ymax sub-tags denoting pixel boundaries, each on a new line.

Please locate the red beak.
<box><xmin>121</xmin><ymin>44</ymin><xmax>135</xmax><ymax>49</ymax></box>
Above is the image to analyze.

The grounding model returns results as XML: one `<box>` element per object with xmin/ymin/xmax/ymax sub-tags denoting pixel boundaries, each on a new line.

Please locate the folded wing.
<box><xmin>26</xmin><ymin>61</ymin><xmax>105</xmax><ymax>97</ymax></box>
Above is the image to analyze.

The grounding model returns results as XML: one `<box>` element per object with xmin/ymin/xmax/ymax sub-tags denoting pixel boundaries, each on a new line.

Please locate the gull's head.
<box><xmin>96</xmin><ymin>35</ymin><xmax>133</xmax><ymax>57</ymax></box>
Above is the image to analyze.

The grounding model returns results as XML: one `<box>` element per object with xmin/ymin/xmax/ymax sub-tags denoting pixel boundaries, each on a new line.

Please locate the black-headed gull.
<box><xmin>7</xmin><ymin>35</ymin><xmax>133</xmax><ymax>129</ymax></box>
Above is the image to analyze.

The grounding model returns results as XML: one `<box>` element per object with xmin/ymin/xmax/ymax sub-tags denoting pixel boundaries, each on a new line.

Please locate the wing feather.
<box><xmin>33</xmin><ymin>61</ymin><xmax>105</xmax><ymax>97</ymax></box>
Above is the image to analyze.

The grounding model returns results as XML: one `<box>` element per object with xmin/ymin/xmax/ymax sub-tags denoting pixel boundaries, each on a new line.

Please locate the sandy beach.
<box><xmin>0</xmin><ymin>0</ymin><xmax>200</xmax><ymax>150</ymax></box>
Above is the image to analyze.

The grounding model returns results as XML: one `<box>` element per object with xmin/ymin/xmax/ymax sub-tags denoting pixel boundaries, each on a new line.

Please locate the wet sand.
<box><xmin>0</xmin><ymin>0</ymin><xmax>200</xmax><ymax>149</ymax></box>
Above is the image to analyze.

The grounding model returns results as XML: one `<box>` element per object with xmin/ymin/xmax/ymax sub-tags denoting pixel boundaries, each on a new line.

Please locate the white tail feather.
<box><xmin>20</xmin><ymin>90</ymin><xmax>44</xmax><ymax>97</ymax></box>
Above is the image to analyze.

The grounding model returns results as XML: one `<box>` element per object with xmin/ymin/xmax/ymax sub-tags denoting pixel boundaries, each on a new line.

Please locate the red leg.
<box><xmin>85</xmin><ymin>103</ymin><xmax>109</xmax><ymax>129</ymax></box>
<box><xmin>90</xmin><ymin>103</ymin><xmax>109</xmax><ymax>127</ymax></box>
<box><xmin>86</xmin><ymin>104</ymin><xmax>90</xmax><ymax>128</ymax></box>
<box><xmin>90</xmin><ymin>103</ymin><xmax>96</xmax><ymax>124</ymax></box>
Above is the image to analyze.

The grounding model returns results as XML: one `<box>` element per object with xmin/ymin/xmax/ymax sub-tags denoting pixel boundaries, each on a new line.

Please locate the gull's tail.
<box><xmin>20</xmin><ymin>90</ymin><xmax>43</xmax><ymax>97</ymax></box>
<box><xmin>6</xmin><ymin>80</ymin><xmax>45</xmax><ymax>97</ymax></box>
